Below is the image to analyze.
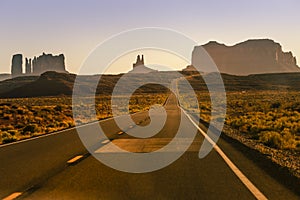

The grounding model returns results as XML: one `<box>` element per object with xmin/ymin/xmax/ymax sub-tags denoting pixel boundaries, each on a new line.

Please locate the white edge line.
<box><xmin>181</xmin><ymin>108</ymin><xmax>268</xmax><ymax>200</ymax></box>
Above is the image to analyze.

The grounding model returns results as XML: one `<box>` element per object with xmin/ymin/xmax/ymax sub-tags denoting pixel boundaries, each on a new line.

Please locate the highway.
<box><xmin>0</xmin><ymin>94</ymin><xmax>299</xmax><ymax>199</ymax></box>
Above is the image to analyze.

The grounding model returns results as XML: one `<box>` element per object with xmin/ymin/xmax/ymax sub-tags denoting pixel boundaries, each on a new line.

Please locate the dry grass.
<box><xmin>180</xmin><ymin>91</ymin><xmax>300</xmax><ymax>151</ymax></box>
<box><xmin>0</xmin><ymin>93</ymin><xmax>168</xmax><ymax>144</ymax></box>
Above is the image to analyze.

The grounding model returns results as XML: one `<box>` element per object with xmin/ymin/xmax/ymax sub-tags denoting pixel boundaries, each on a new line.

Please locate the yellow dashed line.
<box><xmin>117</xmin><ymin>131</ymin><xmax>124</xmax><ymax>135</ymax></box>
<box><xmin>101</xmin><ymin>139</ymin><xmax>110</xmax><ymax>144</ymax></box>
<box><xmin>67</xmin><ymin>155</ymin><xmax>83</xmax><ymax>164</ymax></box>
<box><xmin>3</xmin><ymin>192</ymin><xmax>22</xmax><ymax>200</ymax></box>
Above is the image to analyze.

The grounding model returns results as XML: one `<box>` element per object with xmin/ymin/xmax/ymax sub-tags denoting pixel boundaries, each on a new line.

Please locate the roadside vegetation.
<box><xmin>0</xmin><ymin>94</ymin><xmax>168</xmax><ymax>144</ymax></box>
<box><xmin>225</xmin><ymin>91</ymin><xmax>300</xmax><ymax>151</ymax></box>
<box><xmin>180</xmin><ymin>91</ymin><xmax>300</xmax><ymax>151</ymax></box>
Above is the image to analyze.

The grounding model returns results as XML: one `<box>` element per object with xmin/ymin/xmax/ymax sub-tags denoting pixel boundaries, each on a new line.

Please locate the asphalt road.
<box><xmin>0</xmin><ymin>94</ymin><xmax>299</xmax><ymax>200</ymax></box>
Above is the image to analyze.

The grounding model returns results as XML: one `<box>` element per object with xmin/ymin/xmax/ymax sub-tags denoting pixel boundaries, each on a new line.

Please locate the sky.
<box><xmin>0</xmin><ymin>0</ymin><xmax>299</xmax><ymax>74</ymax></box>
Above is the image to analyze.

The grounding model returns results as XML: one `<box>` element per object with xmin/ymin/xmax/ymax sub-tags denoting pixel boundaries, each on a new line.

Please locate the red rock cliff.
<box><xmin>192</xmin><ymin>39</ymin><xmax>299</xmax><ymax>75</ymax></box>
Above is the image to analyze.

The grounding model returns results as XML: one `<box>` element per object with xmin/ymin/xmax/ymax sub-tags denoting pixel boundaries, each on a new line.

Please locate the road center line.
<box><xmin>117</xmin><ymin>131</ymin><xmax>124</xmax><ymax>135</ymax></box>
<box><xmin>182</xmin><ymin>109</ymin><xmax>268</xmax><ymax>200</ymax></box>
<box><xmin>2</xmin><ymin>192</ymin><xmax>22</xmax><ymax>200</ymax></box>
<box><xmin>67</xmin><ymin>155</ymin><xmax>84</xmax><ymax>164</ymax></box>
<box><xmin>101</xmin><ymin>139</ymin><xmax>111</xmax><ymax>144</ymax></box>
<box><xmin>0</xmin><ymin>111</ymin><xmax>144</xmax><ymax>148</ymax></box>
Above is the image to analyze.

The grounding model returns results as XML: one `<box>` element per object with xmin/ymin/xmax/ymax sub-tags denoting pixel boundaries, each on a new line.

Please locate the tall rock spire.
<box><xmin>25</xmin><ymin>58</ymin><xmax>32</xmax><ymax>74</ymax></box>
<box><xmin>11</xmin><ymin>54</ymin><xmax>23</xmax><ymax>78</ymax></box>
<box><xmin>133</xmin><ymin>54</ymin><xmax>145</xmax><ymax>68</ymax></box>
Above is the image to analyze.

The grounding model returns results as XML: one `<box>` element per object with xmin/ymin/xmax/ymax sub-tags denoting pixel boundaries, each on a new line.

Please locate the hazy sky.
<box><xmin>0</xmin><ymin>0</ymin><xmax>299</xmax><ymax>74</ymax></box>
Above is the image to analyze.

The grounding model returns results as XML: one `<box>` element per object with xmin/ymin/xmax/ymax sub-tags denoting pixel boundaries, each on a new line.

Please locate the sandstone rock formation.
<box><xmin>32</xmin><ymin>53</ymin><xmax>66</xmax><ymax>75</ymax></box>
<box><xmin>11</xmin><ymin>54</ymin><xmax>23</xmax><ymax>78</ymax></box>
<box><xmin>133</xmin><ymin>55</ymin><xmax>144</xmax><ymax>68</ymax></box>
<box><xmin>10</xmin><ymin>53</ymin><xmax>68</xmax><ymax>77</ymax></box>
<box><xmin>182</xmin><ymin>65</ymin><xmax>197</xmax><ymax>72</ymax></box>
<box><xmin>25</xmin><ymin>58</ymin><xmax>32</xmax><ymax>74</ymax></box>
<box><xmin>191</xmin><ymin>39</ymin><xmax>300</xmax><ymax>75</ymax></box>
<box><xmin>129</xmin><ymin>55</ymin><xmax>157</xmax><ymax>74</ymax></box>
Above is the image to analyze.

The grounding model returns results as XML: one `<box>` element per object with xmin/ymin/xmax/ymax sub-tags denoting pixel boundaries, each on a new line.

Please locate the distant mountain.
<box><xmin>11</xmin><ymin>53</ymin><xmax>68</xmax><ymax>78</ymax></box>
<box><xmin>0</xmin><ymin>75</ymin><xmax>38</xmax><ymax>94</ymax></box>
<box><xmin>0</xmin><ymin>72</ymin><xmax>74</xmax><ymax>98</ymax></box>
<box><xmin>0</xmin><ymin>71</ymin><xmax>174</xmax><ymax>98</ymax></box>
<box><xmin>0</xmin><ymin>74</ymin><xmax>11</xmax><ymax>81</ymax></box>
<box><xmin>191</xmin><ymin>39</ymin><xmax>300</xmax><ymax>75</ymax></box>
<box><xmin>180</xmin><ymin>71</ymin><xmax>300</xmax><ymax>91</ymax></box>
<box><xmin>1</xmin><ymin>71</ymin><xmax>300</xmax><ymax>98</ymax></box>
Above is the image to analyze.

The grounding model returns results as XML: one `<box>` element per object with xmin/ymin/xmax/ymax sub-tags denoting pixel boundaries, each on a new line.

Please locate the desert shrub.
<box><xmin>46</xmin><ymin>123</ymin><xmax>56</xmax><ymax>128</ymax></box>
<box><xmin>259</xmin><ymin>130</ymin><xmax>296</xmax><ymax>150</ymax></box>
<box><xmin>15</xmin><ymin>123</ymin><xmax>24</xmax><ymax>129</ymax></box>
<box><xmin>68</xmin><ymin>121</ymin><xmax>75</xmax><ymax>127</ymax></box>
<box><xmin>59</xmin><ymin>121</ymin><xmax>69</xmax><ymax>128</ymax></box>
<box><xmin>3</xmin><ymin>114</ymin><xmax>11</xmax><ymax>120</ymax></box>
<box><xmin>41</xmin><ymin>107</ymin><xmax>51</xmax><ymax>112</ymax></box>
<box><xmin>1</xmin><ymin>132</ymin><xmax>17</xmax><ymax>143</ymax></box>
<box><xmin>249</xmin><ymin>125</ymin><xmax>260</xmax><ymax>135</ymax></box>
<box><xmin>259</xmin><ymin>131</ymin><xmax>283</xmax><ymax>149</ymax></box>
<box><xmin>11</xmin><ymin>105</ymin><xmax>18</xmax><ymax>109</ymax></box>
<box><xmin>34</xmin><ymin>117</ymin><xmax>43</xmax><ymax>123</ymax></box>
<box><xmin>7</xmin><ymin>130</ymin><xmax>18</xmax><ymax>136</ymax></box>
<box><xmin>1</xmin><ymin>125</ymin><xmax>14</xmax><ymax>131</ymax></box>
<box><xmin>75</xmin><ymin>119</ymin><xmax>83</xmax><ymax>125</ymax></box>
<box><xmin>17</xmin><ymin>108</ymin><xmax>25</xmax><ymax>114</ymax></box>
<box><xmin>54</xmin><ymin>105</ymin><xmax>62</xmax><ymax>112</ymax></box>
<box><xmin>22</xmin><ymin>124</ymin><xmax>38</xmax><ymax>135</ymax></box>
<box><xmin>281</xmin><ymin>130</ymin><xmax>297</xmax><ymax>149</ymax></box>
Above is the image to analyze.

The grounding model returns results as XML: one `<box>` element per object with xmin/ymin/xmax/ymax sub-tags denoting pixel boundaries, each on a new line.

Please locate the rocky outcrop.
<box><xmin>25</xmin><ymin>58</ymin><xmax>32</xmax><ymax>74</ymax></box>
<box><xmin>32</xmin><ymin>53</ymin><xmax>66</xmax><ymax>75</ymax></box>
<box><xmin>3</xmin><ymin>71</ymin><xmax>300</xmax><ymax>98</ymax></box>
<box><xmin>129</xmin><ymin>55</ymin><xmax>157</xmax><ymax>74</ymax></box>
<box><xmin>191</xmin><ymin>39</ymin><xmax>300</xmax><ymax>75</ymax></box>
<box><xmin>133</xmin><ymin>55</ymin><xmax>144</xmax><ymax>68</ymax></box>
<box><xmin>0</xmin><ymin>71</ymin><xmax>75</xmax><ymax>98</ymax></box>
<box><xmin>10</xmin><ymin>53</ymin><xmax>68</xmax><ymax>77</ymax></box>
<box><xmin>0</xmin><ymin>74</ymin><xmax>11</xmax><ymax>81</ymax></box>
<box><xmin>182</xmin><ymin>65</ymin><xmax>197</xmax><ymax>72</ymax></box>
<box><xmin>11</xmin><ymin>54</ymin><xmax>23</xmax><ymax>78</ymax></box>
